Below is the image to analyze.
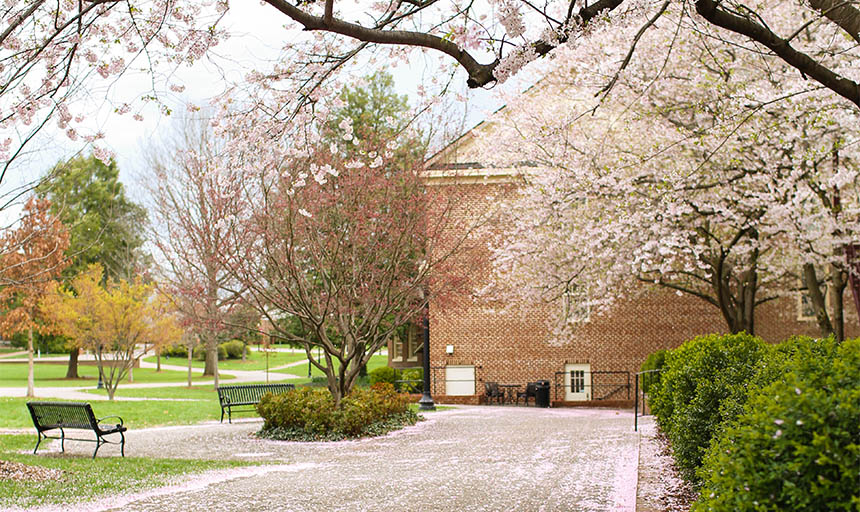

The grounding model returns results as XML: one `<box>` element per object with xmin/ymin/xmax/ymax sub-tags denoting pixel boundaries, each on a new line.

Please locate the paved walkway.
<box><xmin>21</xmin><ymin>406</ymin><xmax>639</xmax><ymax>512</ymax></box>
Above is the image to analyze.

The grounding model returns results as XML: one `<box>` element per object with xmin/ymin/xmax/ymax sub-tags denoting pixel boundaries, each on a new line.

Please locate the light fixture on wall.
<box><xmin>446</xmin><ymin>344</ymin><xmax>454</xmax><ymax>355</ymax></box>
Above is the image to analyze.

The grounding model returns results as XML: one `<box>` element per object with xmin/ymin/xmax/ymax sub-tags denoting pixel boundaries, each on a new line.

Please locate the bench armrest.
<box><xmin>97</xmin><ymin>415</ymin><xmax>124</xmax><ymax>427</ymax></box>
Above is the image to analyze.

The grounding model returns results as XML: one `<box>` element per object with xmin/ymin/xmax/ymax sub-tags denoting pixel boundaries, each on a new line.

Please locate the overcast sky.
<box><xmin>2</xmin><ymin>3</ymin><xmax>539</xmax><ymax>218</ymax></box>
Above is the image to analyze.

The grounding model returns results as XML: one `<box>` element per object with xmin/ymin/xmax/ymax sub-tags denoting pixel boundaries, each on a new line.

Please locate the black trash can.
<box><xmin>535</xmin><ymin>379</ymin><xmax>550</xmax><ymax>408</ymax></box>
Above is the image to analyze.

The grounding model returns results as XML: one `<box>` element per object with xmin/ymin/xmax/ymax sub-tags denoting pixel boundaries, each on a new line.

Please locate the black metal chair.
<box><xmin>484</xmin><ymin>381</ymin><xmax>504</xmax><ymax>405</ymax></box>
<box><xmin>516</xmin><ymin>382</ymin><xmax>537</xmax><ymax>406</ymax></box>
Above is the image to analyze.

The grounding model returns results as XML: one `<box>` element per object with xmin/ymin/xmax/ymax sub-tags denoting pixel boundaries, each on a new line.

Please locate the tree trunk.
<box><xmin>156</xmin><ymin>350</ymin><xmax>161</xmax><ymax>372</ymax></box>
<box><xmin>830</xmin><ymin>263</ymin><xmax>846</xmax><ymax>341</ymax></box>
<box><xmin>203</xmin><ymin>336</ymin><xmax>217</xmax><ymax>376</ymax></box>
<box><xmin>803</xmin><ymin>263</ymin><xmax>835</xmax><ymax>338</ymax></box>
<box><xmin>26</xmin><ymin>327</ymin><xmax>35</xmax><ymax>398</ymax></box>
<box><xmin>65</xmin><ymin>347</ymin><xmax>80</xmax><ymax>379</ymax></box>
<box><xmin>187</xmin><ymin>339</ymin><xmax>193</xmax><ymax>387</ymax></box>
<box><xmin>128</xmin><ymin>364</ymin><xmax>133</xmax><ymax>383</ymax></box>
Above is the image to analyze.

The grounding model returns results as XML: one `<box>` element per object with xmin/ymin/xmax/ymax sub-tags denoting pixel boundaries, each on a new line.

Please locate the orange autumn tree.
<box><xmin>0</xmin><ymin>197</ymin><xmax>70</xmax><ymax>398</ymax></box>
<box><xmin>43</xmin><ymin>264</ymin><xmax>181</xmax><ymax>400</ymax></box>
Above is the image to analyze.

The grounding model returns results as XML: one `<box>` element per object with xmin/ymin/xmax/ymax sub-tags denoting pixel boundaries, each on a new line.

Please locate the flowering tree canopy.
<box><xmin>147</xmin><ymin>116</ymin><xmax>244</xmax><ymax>385</ymax></box>
<box><xmin>475</xmin><ymin>2</ymin><xmax>860</xmax><ymax>337</ymax></box>
<box><xmin>3</xmin><ymin>0</ymin><xmax>859</xmax><ymax>182</ymax></box>
<box><xmin>218</xmin><ymin>127</ymin><xmax>478</xmax><ymax>404</ymax></box>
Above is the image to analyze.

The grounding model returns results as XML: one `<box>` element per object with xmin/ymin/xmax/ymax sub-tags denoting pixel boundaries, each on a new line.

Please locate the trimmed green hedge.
<box><xmin>694</xmin><ymin>337</ymin><xmax>860</xmax><ymax>511</ymax></box>
<box><xmin>256</xmin><ymin>383</ymin><xmax>418</xmax><ymax>441</ymax></box>
<box><xmin>650</xmin><ymin>332</ymin><xmax>768</xmax><ymax>481</ymax></box>
<box><xmin>640</xmin><ymin>348</ymin><xmax>668</xmax><ymax>395</ymax></box>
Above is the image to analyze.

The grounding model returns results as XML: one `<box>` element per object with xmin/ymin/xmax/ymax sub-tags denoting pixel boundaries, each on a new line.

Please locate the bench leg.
<box><xmin>93</xmin><ymin>437</ymin><xmax>101</xmax><ymax>459</ymax></box>
<box><xmin>228</xmin><ymin>407</ymin><xmax>232</xmax><ymax>424</ymax></box>
<box><xmin>120</xmin><ymin>431</ymin><xmax>125</xmax><ymax>457</ymax></box>
<box><xmin>33</xmin><ymin>432</ymin><xmax>43</xmax><ymax>454</ymax></box>
<box><xmin>220</xmin><ymin>408</ymin><xmax>225</xmax><ymax>423</ymax></box>
<box><xmin>60</xmin><ymin>428</ymin><xmax>65</xmax><ymax>453</ymax></box>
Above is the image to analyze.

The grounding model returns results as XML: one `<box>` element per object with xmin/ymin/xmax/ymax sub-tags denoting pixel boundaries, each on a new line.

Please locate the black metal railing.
<box><xmin>429</xmin><ymin>365</ymin><xmax>446</xmax><ymax>396</ymax></box>
<box><xmin>552</xmin><ymin>371</ymin><xmax>631</xmax><ymax>402</ymax></box>
<box><xmin>634</xmin><ymin>369</ymin><xmax>661</xmax><ymax>431</ymax></box>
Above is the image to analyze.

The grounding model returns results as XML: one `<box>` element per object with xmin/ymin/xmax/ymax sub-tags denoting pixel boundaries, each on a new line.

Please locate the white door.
<box><xmin>445</xmin><ymin>365</ymin><xmax>475</xmax><ymax>396</ymax></box>
<box><xmin>564</xmin><ymin>363</ymin><xmax>591</xmax><ymax>401</ymax></box>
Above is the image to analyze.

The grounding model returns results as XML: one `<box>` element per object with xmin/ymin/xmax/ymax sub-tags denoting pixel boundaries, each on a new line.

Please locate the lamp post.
<box><xmin>418</xmin><ymin>302</ymin><xmax>435</xmax><ymax>411</ymax></box>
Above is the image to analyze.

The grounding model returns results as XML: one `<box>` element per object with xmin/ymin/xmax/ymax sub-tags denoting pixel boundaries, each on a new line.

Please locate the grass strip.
<box><xmin>0</xmin><ymin>396</ymin><xmax>223</xmax><ymax>429</ymax></box>
<box><xmin>0</xmin><ymin>434</ymin><xmax>254</xmax><ymax>509</ymax></box>
<box><xmin>0</xmin><ymin>363</ymin><xmax>234</xmax><ymax>388</ymax></box>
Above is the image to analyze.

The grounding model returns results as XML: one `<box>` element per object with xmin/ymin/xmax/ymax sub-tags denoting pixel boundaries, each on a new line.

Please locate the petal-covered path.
<box><xmin>25</xmin><ymin>406</ymin><xmax>639</xmax><ymax>512</ymax></box>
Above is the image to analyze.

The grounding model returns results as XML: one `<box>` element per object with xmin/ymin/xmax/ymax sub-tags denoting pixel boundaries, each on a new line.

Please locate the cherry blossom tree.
<box><xmin>5</xmin><ymin>0</ymin><xmax>859</xmax><ymax>186</ymax></box>
<box><xmin>0</xmin><ymin>197</ymin><xmax>69</xmax><ymax>397</ymax></box>
<box><xmin>219</xmin><ymin>130</ymin><xmax>479</xmax><ymax>405</ymax></box>
<box><xmin>476</xmin><ymin>3</ymin><xmax>860</xmax><ymax>337</ymax></box>
<box><xmin>252</xmin><ymin>0</ymin><xmax>860</xmax><ymax>109</ymax></box>
<box><xmin>147</xmin><ymin>115</ymin><xmax>244</xmax><ymax>388</ymax></box>
<box><xmin>0</xmin><ymin>0</ymin><xmax>224</xmax><ymax>176</ymax></box>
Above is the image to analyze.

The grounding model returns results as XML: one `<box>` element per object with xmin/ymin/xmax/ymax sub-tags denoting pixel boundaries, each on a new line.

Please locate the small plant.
<box><xmin>400</xmin><ymin>368</ymin><xmax>424</xmax><ymax>393</ymax></box>
<box><xmin>161</xmin><ymin>343</ymin><xmax>188</xmax><ymax>358</ymax></box>
<box><xmin>256</xmin><ymin>383</ymin><xmax>418</xmax><ymax>441</ymax></box>
<box><xmin>694</xmin><ymin>337</ymin><xmax>860</xmax><ymax>511</ymax></box>
<box><xmin>368</xmin><ymin>366</ymin><xmax>397</xmax><ymax>385</ymax></box>
<box><xmin>220</xmin><ymin>339</ymin><xmax>245</xmax><ymax>359</ymax></box>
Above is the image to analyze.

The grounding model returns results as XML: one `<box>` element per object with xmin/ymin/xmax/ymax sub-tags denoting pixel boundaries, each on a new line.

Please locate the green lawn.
<box><xmin>144</xmin><ymin>348</ymin><xmax>309</xmax><ymax>371</ymax></box>
<box><xmin>0</xmin><ymin>394</ymin><xmax>224</xmax><ymax>429</ymax></box>
<box><xmin>0</xmin><ymin>434</ymin><xmax>255</xmax><ymax>509</ymax></box>
<box><xmin>0</xmin><ymin>363</ymin><xmax>235</xmax><ymax>388</ymax></box>
<box><xmin>276</xmin><ymin>353</ymin><xmax>388</xmax><ymax>377</ymax></box>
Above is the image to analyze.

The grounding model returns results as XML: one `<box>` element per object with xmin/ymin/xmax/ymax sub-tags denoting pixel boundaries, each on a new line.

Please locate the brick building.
<box><xmin>388</xmin><ymin>99</ymin><xmax>858</xmax><ymax>407</ymax></box>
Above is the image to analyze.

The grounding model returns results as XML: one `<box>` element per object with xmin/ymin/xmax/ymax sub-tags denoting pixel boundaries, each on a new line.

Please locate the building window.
<box><xmin>392</xmin><ymin>324</ymin><xmax>421</xmax><ymax>363</ymax></box>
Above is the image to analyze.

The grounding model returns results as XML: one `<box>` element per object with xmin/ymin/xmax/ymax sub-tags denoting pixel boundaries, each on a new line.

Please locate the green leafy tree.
<box><xmin>324</xmin><ymin>71</ymin><xmax>426</xmax><ymax>168</ymax></box>
<box><xmin>37</xmin><ymin>154</ymin><xmax>148</xmax><ymax>378</ymax></box>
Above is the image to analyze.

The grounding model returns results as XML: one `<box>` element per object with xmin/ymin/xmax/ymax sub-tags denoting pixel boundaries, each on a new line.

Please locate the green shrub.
<box><xmin>256</xmin><ymin>383</ymin><xmax>417</xmax><ymax>441</ymax></box>
<box><xmin>368</xmin><ymin>366</ymin><xmax>397</xmax><ymax>385</ymax></box>
<box><xmin>640</xmin><ymin>349</ymin><xmax>668</xmax><ymax>396</ymax></box>
<box><xmin>161</xmin><ymin>343</ymin><xmax>188</xmax><ymax>358</ymax></box>
<box><xmin>193</xmin><ymin>344</ymin><xmax>227</xmax><ymax>361</ymax></box>
<box><xmin>650</xmin><ymin>332</ymin><xmax>768</xmax><ymax>481</ymax></box>
<box><xmin>716</xmin><ymin>336</ymin><xmax>827</xmax><ymax>427</ymax></box>
<box><xmin>220</xmin><ymin>339</ymin><xmax>246</xmax><ymax>359</ymax></box>
<box><xmin>694</xmin><ymin>338</ymin><xmax>860</xmax><ymax>511</ymax></box>
<box><xmin>400</xmin><ymin>368</ymin><xmax>424</xmax><ymax>393</ymax></box>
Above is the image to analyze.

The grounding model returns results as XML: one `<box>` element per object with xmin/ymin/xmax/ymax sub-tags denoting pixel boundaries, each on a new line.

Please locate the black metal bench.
<box><xmin>26</xmin><ymin>401</ymin><xmax>126</xmax><ymax>459</ymax></box>
<box><xmin>217</xmin><ymin>383</ymin><xmax>295</xmax><ymax>423</ymax></box>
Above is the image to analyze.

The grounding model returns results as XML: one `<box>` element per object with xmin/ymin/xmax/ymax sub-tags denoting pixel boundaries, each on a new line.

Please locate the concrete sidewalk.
<box><xmin>24</xmin><ymin>406</ymin><xmax>639</xmax><ymax>512</ymax></box>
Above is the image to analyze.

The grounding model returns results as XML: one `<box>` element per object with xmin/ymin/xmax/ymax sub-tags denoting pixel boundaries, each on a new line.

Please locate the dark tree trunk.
<box><xmin>831</xmin><ymin>264</ymin><xmax>846</xmax><ymax>341</ymax></box>
<box><xmin>803</xmin><ymin>263</ymin><xmax>835</xmax><ymax>338</ymax></box>
<box><xmin>65</xmin><ymin>347</ymin><xmax>80</xmax><ymax>379</ymax></box>
<box><xmin>203</xmin><ymin>339</ymin><xmax>217</xmax><ymax>376</ymax></box>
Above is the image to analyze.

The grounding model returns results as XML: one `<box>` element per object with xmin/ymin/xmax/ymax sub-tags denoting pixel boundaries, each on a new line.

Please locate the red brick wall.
<box><xmin>425</xmin><ymin>179</ymin><xmax>860</xmax><ymax>399</ymax></box>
